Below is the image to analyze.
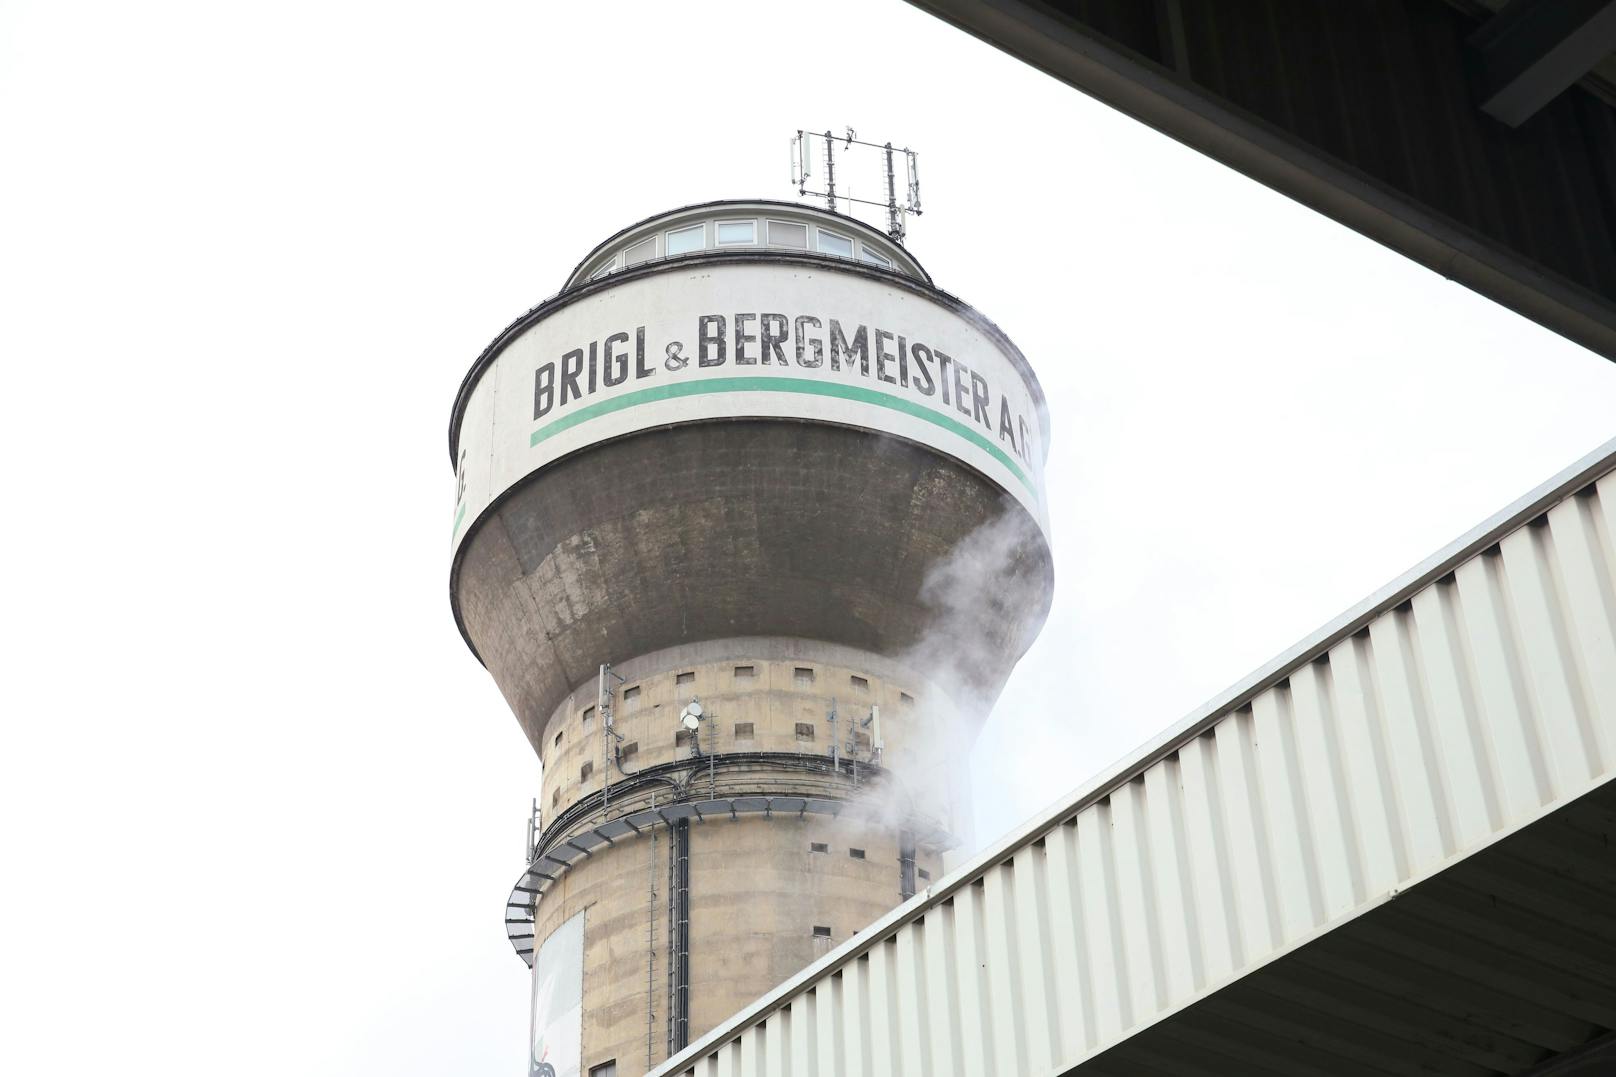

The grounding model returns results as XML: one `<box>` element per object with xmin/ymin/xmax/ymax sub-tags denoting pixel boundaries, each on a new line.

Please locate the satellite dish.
<box><xmin>681</xmin><ymin>711</ymin><xmax>701</xmax><ymax>731</ymax></box>
<box><xmin>686</xmin><ymin>701</ymin><xmax>703</xmax><ymax>718</ymax></box>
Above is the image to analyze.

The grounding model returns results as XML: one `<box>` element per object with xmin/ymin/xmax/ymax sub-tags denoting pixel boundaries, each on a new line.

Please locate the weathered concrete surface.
<box><xmin>453</xmin><ymin>420</ymin><xmax>1053</xmax><ymax>757</ymax></box>
<box><xmin>528</xmin><ymin>646</ymin><xmax>949</xmax><ymax>1076</ymax></box>
<box><xmin>535</xmin><ymin>640</ymin><xmax>969</xmax><ymax>829</ymax></box>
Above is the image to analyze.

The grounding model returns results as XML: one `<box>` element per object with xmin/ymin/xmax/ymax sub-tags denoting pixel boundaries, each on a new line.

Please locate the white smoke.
<box><xmin>862</xmin><ymin>505</ymin><xmax>1054</xmax><ymax>860</ymax></box>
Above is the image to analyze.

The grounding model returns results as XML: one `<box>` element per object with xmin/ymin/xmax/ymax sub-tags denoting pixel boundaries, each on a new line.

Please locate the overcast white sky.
<box><xmin>4</xmin><ymin>2</ymin><xmax>1614</xmax><ymax>1074</ymax></box>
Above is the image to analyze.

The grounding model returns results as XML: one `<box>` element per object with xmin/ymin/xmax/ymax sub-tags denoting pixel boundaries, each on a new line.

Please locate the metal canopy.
<box><xmin>1076</xmin><ymin>779</ymin><xmax>1616</xmax><ymax>1076</ymax></box>
<box><xmin>904</xmin><ymin>0</ymin><xmax>1616</xmax><ymax>363</ymax></box>
<box><xmin>651</xmin><ymin>437</ymin><xmax>1616</xmax><ymax>1077</ymax></box>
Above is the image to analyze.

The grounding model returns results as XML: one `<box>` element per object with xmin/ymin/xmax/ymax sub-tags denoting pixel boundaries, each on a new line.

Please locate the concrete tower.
<box><xmin>447</xmin><ymin>200</ymin><xmax>1053</xmax><ymax>1077</ymax></box>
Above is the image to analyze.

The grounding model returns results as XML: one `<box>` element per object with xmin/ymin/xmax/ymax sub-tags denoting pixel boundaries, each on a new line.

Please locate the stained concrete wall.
<box><xmin>527</xmin><ymin>639</ymin><xmax>955</xmax><ymax>1073</ymax></box>
<box><xmin>532</xmin><ymin>808</ymin><xmax>940</xmax><ymax>1076</ymax></box>
<box><xmin>453</xmin><ymin>422</ymin><xmax>1053</xmax><ymax>757</ymax></box>
<box><xmin>536</xmin><ymin>641</ymin><xmax>969</xmax><ymax>832</ymax></box>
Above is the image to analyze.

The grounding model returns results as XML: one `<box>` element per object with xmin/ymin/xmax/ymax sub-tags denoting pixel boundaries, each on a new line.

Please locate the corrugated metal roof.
<box><xmin>647</xmin><ymin>436</ymin><xmax>1616</xmax><ymax>1077</ymax></box>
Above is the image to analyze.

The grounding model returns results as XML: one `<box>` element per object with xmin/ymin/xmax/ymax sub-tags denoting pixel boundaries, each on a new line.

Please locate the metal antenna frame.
<box><xmin>792</xmin><ymin>127</ymin><xmax>923</xmax><ymax>243</ymax></box>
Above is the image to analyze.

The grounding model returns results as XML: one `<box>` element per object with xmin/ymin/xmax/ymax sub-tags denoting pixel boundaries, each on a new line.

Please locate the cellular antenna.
<box><xmin>792</xmin><ymin>128</ymin><xmax>922</xmax><ymax>243</ymax></box>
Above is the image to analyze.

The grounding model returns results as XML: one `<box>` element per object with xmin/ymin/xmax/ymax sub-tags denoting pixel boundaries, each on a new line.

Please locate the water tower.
<box><xmin>448</xmin><ymin>148</ymin><xmax>1053</xmax><ymax>1076</ymax></box>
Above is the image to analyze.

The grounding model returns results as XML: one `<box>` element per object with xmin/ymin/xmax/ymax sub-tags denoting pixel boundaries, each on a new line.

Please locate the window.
<box><xmin>589</xmin><ymin>260</ymin><xmax>615</xmax><ymax>281</ymax></box>
<box><xmin>850</xmin><ymin>675</ymin><xmax>868</xmax><ymax>691</ymax></box>
<box><xmin>812</xmin><ymin>925</ymin><xmax>832</xmax><ymax>938</ymax></box>
<box><xmin>620</xmin><ymin>741</ymin><xmax>639</xmax><ymax>760</ymax></box>
<box><xmin>810</xmin><ymin>842</ymin><xmax>829</xmax><ymax>853</ymax></box>
<box><xmin>675</xmin><ymin>730</ymin><xmax>695</xmax><ymax>748</ymax></box>
<box><xmin>766</xmin><ymin>220</ymin><xmax>808</xmax><ymax>248</ymax></box>
<box><xmin>582</xmin><ymin>706</ymin><xmax>595</xmax><ymax>727</ymax></box>
<box><xmin>623</xmin><ymin>685</ymin><xmax>640</xmax><ymax>704</ymax></box>
<box><xmin>816</xmin><ymin>230</ymin><xmax>853</xmax><ymax>257</ymax></box>
<box><xmin>715</xmin><ymin>219</ymin><xmax>755</xmax><ymax>245</ymax></box>
<box><xmin>794</xmin><ymin>667</ymin><xmax>815</xmax><ymax>685</ymax></box>
<box><xmin>734</xmin><ymin>722</ymin><xmax>755</xmax><ymax>738</ymax></box>
<box><xmin>853</xmin><ymin>731</ymin><xmax>871</xmax><ymax>750</ymax></box>
<box><xmin>551</xmin><ymin>788</ymin><xmax>561</xmax><ymax>807</ymax></box>
<box><xmin>579</xmin><ymin>761</ymin><xmax>593</xmax><ymax>782</ymax></box>
<box><xmin>918</xmin><ymin>868</ymin><xmax>931</xmax><ymax>881</ymax></box>
<box><xmin>858</xmin><ymin>246</ymin><xmax>892</xmax><ymax>268</ymax></box>
<box><xmin>553</xmin><ymin>730</ymin><xmax>564</xmax><ymax>748</ymax></box>
<box><xmin>623</xmin><ymin>237</ymin><xmax>656</xmax><ymax>266</ymax></box>
<box><xmin>664</xmin><ymin>224</ymin><xmax>704</xmax><ymax>256</ymax></box>
<box><xmin>794</xmin><ymin>722</ymin><xmax>815</xmax><ymax>741</ymax></box>
<box><xmin>590</xmin><ymin>1062</ymin><xmax>618</xmax><ymax>1077</ymax></box>
<box><xmin>675</xmin><ymin>671</ymin><xmax>695</xmax><ymax>686</ymax></box>
<box><xmin>900</xmin><ymin>692</ymin><xmax>914</xmax><ymax>706</ymax></box>
<box><xmin>733</xmin><ymin>665</ymin><xmax>755</xmax><ymax>679</ymax></box>
<box><xmin>848</xmin><ymin>848</ymin><xmax>865</xmax><ymax>860</ymax></box>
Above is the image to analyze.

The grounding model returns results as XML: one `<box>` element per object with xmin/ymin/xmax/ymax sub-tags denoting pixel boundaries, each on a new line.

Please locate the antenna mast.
<box><xmin>793</xmin><ymin>127</ymin><xmax>922</xmax><ymax>243</ymax></box>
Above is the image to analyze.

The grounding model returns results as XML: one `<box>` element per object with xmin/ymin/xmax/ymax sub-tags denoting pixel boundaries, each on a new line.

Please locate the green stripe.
<box><xmin>529</xmin><ymin>376</ymin><xmax>1034</xmax><ymax>492</ymax></box>
<box><xmin>451</xmin><ymin>501</ymin><xmax>467</xmax><ymax>541</ymax></box>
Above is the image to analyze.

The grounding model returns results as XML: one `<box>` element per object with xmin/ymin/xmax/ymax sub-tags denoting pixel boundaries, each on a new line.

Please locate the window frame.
<box><xmin>622</xmin><ymin>236</ymin><xmax>658</xmax><ymax>266</ymax></box>
<box><xmin>663</xmin><ymin>223</ymin><xmax>705</xmax><ymax>257</ymax></box>
<box><xmin>857</xmin><ymin>244</ymin><xmax>893</xmax><ymax>268</ymax></box>
<box><xmin>765</xmin><ymin>218</ymin><xmax>809</xmax><ymax>249</ymax></box>
<box><xmin>815</xmin><ymin>228</ymin><xmax>854</xmax><ymax>258</ymax></box>
<box><xmin>714</xmin><ymin>218</ymin><xmax>757</xmax><ymax>246</ymax></box>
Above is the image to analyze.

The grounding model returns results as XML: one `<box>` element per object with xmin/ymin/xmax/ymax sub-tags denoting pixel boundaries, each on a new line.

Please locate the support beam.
<box><xmin>1472</xmin><ymin>0</ymin><xmax>1616</xmax><ymax>125</ymax></box>
<box><xmin>905</xmin><ymin>0</ymin><xmax>1616</xmax><ymax>363</ymax></box>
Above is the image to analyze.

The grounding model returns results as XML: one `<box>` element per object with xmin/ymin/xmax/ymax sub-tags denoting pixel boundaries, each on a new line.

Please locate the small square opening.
<box><xmin>850</xmin><ymin>675</ymin><xmax>869</xmax><ymax>691</ymax></box>
<box><xmin>900</xmin><ymin>692</ymin><xmax>914</xmax><ymax>705</ymax></box>
<box><xmin>812</xmin><ymin>925</ymin><xmax>832</xmax><ymax>938</ymax></box>
<box><xmin>582</xmin><ymin>706</ymin><xmax>595</xmax><ymax>726</ymax></box>
<box><xmin>734</xmin><ymin>722</ymin><xmax>755</xmax><ymax>738</ymax></box>
<box><xmin>794</xmin><ymin>667</ymin><xmax>815</xmax><ymax>685</ymax></box>
<box><xmin>675</xmin><ymin>671</ymin><xmax>695</xmax><ymax>686</ymax></box>
<box><xmin>675</xmin><ymin>730</ymin><xmax>695</xmax><ymax>747</ymax></box>
<box><xmin>579</xmin><ymin>761</ymin><xmax>593</xmax><ymax>782</ymax></box>
<box><xmin>848</xmin><ymin>848</ymin><xmax>865</xmax><ymax>860</ymax></box>
<box><xmin>810</xmin><ymin>842</ymin><xmax>829</xmax><ymax>853</ymax></box>
<box><xmin>733</xmin><ymin>665</ymin><xmax>755</xmax><ymax>679</ymax></box>
<box><xmin>620</xmin><ymin>741</ymin><xmax>639</xmax><ymax>760</ymax></box>
<box><xmin>623</xmin><ymin>685</ymin><xmax>640</xmax><ymax>703</ymax></box>
<box><xmin>794</xmin><ymin>722</ymin><xmax>815</xmax><ymax>741</ymax></box>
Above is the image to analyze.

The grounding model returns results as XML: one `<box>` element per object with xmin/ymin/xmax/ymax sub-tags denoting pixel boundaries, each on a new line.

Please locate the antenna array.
<box><xmin>791</xmin><ymin>127</ymin><xmax>922</xmax><ymax>243</ymax></box>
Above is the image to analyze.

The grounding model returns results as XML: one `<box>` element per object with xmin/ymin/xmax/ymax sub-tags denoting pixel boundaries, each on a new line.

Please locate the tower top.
<box><xmin>562</xmin><ymin>199</ymin><xmax>929</xmax><ymax>292</ymax></box>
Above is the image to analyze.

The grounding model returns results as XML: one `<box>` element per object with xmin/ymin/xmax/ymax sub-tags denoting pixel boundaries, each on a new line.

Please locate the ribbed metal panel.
<box><xmin>647</xmin><ymin>438</ymin><xmax>1616</xmax><ymax>1077</ymax></box>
